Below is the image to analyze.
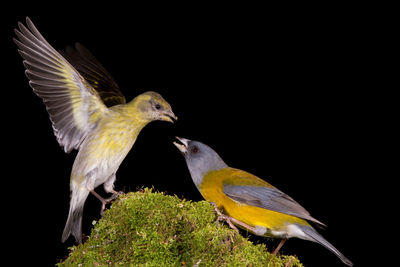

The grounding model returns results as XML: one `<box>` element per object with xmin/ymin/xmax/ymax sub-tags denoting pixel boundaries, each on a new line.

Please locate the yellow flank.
<box><xmin>199</xmin><ymin>167</ymin><xmax>310</xmax><ymax>233</ymax></box>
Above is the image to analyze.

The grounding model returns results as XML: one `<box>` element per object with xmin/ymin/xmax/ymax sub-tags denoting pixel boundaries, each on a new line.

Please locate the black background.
<box><xmin>3</xmin><ymin>9</ymin><xmax>378</xmax><ymax>266</ymax></box>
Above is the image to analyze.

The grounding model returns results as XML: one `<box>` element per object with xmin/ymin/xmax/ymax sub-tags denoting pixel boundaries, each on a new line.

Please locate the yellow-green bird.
<box><xmin>14</xmin><ymin>17</ymin><xmax>177</xmax><ymax>244</ymax></box>
<box><xmin>173</xmin><ymin>137</ymin><xmax>352</xmax><ymax>266</ymax></box>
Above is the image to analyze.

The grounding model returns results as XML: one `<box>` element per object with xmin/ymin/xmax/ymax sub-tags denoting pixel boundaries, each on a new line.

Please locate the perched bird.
<box><xmin>173</xmin><ymin>137</ymin><xmax>352</xmax><ymax>266</ymax></box>
<box><xmin>14</xmin><ymin>17</ymin><xmax>177</xmax><ymax>244</ymax></box>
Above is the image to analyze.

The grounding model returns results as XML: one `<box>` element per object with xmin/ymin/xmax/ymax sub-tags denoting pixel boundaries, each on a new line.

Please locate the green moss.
<box><xmin>57</xmin><ymin>188</ymin><xmax>303</xmax><ymax>266</ymax></box>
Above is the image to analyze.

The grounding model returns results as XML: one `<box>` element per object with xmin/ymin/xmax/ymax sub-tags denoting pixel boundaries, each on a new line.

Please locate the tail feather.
<box><xmin>299</xmin><ymin>225</ymin><xmax>353</xmax><ymax>266</ymax></box>
<box><xmin>62</xmin><ymin>188</ymin><xmax>89</xmax><ymax>243</ymax></box>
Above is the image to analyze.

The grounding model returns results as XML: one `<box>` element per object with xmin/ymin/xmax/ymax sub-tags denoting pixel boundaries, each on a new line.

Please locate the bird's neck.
<box><xmin>111</xmin><ymin>100</ymin><xmax>151</xmax><ymax>126</ymax></box>
<box><xmin>187</xmin><ymin>157</ymin><xmax>228</xmax><ymax>188</ymax></box>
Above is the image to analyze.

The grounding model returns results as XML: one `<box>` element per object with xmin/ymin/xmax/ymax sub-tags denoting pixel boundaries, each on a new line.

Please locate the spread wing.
<box><xmin>222</xmin><ymin>171</ymin><xmax>325</xmax><ymax>226</ymax></box>
<box><xmin>14</xmin><ymin>17</ymin><xmax>107</xmax><ymax>153</ymax></box>
<box><xmin>60</xmin><ymin>43</ymin><xmax>126</xmax><ymax>107</ymax></box>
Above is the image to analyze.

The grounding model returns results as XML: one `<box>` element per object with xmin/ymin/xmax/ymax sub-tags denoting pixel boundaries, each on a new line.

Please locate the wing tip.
<box><xmin>25</xmin><ymin>16</ymin><xmax>35</xmax><ymax>32</ymax></box>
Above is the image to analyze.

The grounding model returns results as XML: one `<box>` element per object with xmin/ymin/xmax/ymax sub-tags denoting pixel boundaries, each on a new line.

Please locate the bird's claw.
<box><xmin>210</xmin><ymin>202</ymin><xmax>258</xmax><ymax>234</ymax></box>
<box><xmin>106</xmin><ymin>190</ymin><xmax>124</xmax><ymax>202</ymax></box>
<box><xmin>210</xmin><ymin>202</ymin><xmax>239</xmax><ymax>232</ymax></box>
<box><xmin>99</xmin><ymin>191</ymin><xmax>125</xmax><ymax>216</ymax></box>
<box><xmin>217</xmin><ymin>214</ymin><xmax>239</xmax><ymax>232</ymax></box>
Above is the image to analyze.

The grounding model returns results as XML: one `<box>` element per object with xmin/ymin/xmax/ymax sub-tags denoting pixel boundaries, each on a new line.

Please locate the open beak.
<box><xmin>173</xmin><ymin>136</ymin><xmax>190</xmax><ymax>155</ymax></box>
<box><xmin>162</xmin><ymin>109</ymin><xmax>178</xmax><ymax>123</ymax></box>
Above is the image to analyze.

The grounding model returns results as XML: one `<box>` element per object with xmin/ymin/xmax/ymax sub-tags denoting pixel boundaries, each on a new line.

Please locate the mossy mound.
<box><xmin>58</xmin><ymin>188</ymin><xmax>303</xmax><ymax>266</ymax></box>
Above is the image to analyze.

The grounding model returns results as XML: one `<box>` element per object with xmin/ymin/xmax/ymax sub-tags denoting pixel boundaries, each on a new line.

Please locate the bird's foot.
<box><xmin>105</xmin><ymin>190</ymin><xmax>124</xmax><ymax>203</ymax></box>
<box><xmin>217</xmin><ymin>214</ymin><xmax>240</xmax><ymax>232</ymax></box>
<box><xmin>91</xmin><ymin>189</ymin><xmax>123</xmax><ymax>216</ymax></box>
<box><xmin>101</xmin><ymin>190</ymin><xmax>125</xmax><ymax>215</ymax></box>
<box><xmin>210</xmin><ymin>202</ymin><xmax>257</xmax><ymax>234</ymax></box>
<box><xmin>210</xmin><ymin>202</ymin><xmax>239</xmax><ymax>232</ymax></box>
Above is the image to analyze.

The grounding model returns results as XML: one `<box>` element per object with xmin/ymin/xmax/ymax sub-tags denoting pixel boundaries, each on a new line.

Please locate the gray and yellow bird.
<box><xmin>174</xmin><ymin>137</ymin><xmax>353</xmax><ymax>266</ymax></box>
<box><xmin>14</xmin><ymin>17</ymin><xmax>177</xmax><ymax>243</ymax></box>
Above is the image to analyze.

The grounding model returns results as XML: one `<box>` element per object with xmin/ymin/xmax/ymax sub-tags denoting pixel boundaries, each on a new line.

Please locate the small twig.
<box><xmin>284</xmin><ymin>256</ymin><xmax>294</xmax><ymax>267</ymax></box>
<box><xmin>193</xmin><ymin>259</ymin><xmax>201</xmax><ymax>267</ymax></box>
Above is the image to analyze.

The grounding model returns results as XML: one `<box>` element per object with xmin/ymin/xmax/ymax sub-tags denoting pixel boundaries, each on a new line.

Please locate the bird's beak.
<box><xmin>161</xmin><ymin>109</ymin><xmax>178</xmax><ymax>123</ymax></box>
<box><xmin>173</xmin><ymin>136</ymin><xmax>190</xmax><ymax>155</ymax></box>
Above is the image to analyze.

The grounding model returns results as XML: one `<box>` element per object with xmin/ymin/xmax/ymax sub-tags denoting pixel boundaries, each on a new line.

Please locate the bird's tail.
<box><xmin>61</xmin><ymin>185</ymin><xmax>89</xmax><ymax>244</ymax></box>
<box><xmin>298</xmin><ymin>225</ymin><xmax>353</xmax><ymax>266</ymax></box>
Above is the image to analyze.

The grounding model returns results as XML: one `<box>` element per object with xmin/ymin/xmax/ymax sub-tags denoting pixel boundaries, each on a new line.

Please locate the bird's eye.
<box><xmin>155</xmin><ymin>103</ymin><xmax>161</xmax><ymax>110</ymax></box>
<box><xmin>191</xmin><ymin>146</ymin><xmax>199</xmax><ymax>154</ymax></box>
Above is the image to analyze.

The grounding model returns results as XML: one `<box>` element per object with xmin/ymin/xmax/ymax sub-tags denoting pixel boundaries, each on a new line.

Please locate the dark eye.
<box><xmin>155</xmin><ymin>103</ymin><xmax>161</xmax><ymax>110</ymax></box>
<box><xmin>191</xmin><ymin>146</ymin><xmax>199</xmax><ymax>154</ymax></box>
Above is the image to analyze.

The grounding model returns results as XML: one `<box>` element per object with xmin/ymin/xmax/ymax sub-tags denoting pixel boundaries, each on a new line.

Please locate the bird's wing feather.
<box><xmin>14</xmin><ymin>17</ymin><xmax>107</xmax><ymax>153</ymax></box>
<box><xmin>222</xmin><ymin>172</ymin><xmax>325</xmax><ymax>226</ymax></box>
<box><xmin>59</xmin><ymin>43</ymin><xmax>126</xmax><ymax>107</ymax></box>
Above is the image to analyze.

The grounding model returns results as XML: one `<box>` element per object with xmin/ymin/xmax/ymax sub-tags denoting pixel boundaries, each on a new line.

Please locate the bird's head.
<box><xmin>134</xmin><ymin>91</ymin><xmax>177</xmax><ymax>123</ymax></box>
<box><xmin>173</xmin><ymin>137</ymin><xmax>227</xmax><ymax>187</ymax></box>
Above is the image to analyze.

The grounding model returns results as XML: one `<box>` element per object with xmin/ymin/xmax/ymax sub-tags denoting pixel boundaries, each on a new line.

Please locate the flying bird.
<box><xmin>174</xmin><ymin>137</ymin><xmax>352</xmax><ymax>266</ymax></box>
<box><xmin>14</xmin><ymin>17</ymin><xmax>177</xmax><ymax>244</ymax></box>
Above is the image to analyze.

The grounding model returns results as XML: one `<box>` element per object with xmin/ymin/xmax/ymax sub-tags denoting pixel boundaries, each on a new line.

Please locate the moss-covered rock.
<box><xmin>58</xmin><ymin>188</ymin><xmax>303</xmax><ymax>266</ymax></box>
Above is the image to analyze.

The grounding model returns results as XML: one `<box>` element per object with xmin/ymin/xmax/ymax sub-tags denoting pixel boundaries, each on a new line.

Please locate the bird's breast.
<box><xmin>71</xmin><ymin>115</ymin><xmax>147</xmax><ymax>184</ymax></box>
<box><xmin>89</xmin><ymin>122</ymin><xmax>139</xmax><ymax>160</ymax></box>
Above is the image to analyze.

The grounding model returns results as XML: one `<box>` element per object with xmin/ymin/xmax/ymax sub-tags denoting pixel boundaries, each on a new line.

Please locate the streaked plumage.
<box><xmin>14</xmin><ymin>17</ymin><xmax>177</xmax><ymax>244</ymax></box>
<box><xmin>174</xmin><ymin>137</ymin><xmax>352</xmax><ymax>266</ymax></box>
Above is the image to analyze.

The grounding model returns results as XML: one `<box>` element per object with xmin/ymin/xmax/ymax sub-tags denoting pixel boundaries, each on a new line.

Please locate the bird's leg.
<box><xmin>103</xmin><ymin>173</ymin><xmax>125</xmax><ymax>202</ymax></box>
<box><xmin>210</xmin><ymin>202</ymin><xmax>257</xmax><ymax>233</ymax></box>
<box><xmin>272</xmin><ymin>238</ymin><xmax>287</xmax><ymax>255</ymax></box>
<box><xmin>90</xmin><ymin>190</ymin><xmax>107</xmax><ymax>216</ymax></box>
<box><xmin>210</xmin><ymin>202</ymin><xmax>238</xmax><ymax>231</ymax></box>
<box><xmin>227</xmin><ymin>216</ymin><xmax>260</xmax><ymax>234</ymax></box>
